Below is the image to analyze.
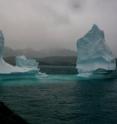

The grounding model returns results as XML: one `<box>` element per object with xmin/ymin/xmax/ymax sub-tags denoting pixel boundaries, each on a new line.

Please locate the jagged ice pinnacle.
<box><xmin>76</xmin><ymin>24</ymin><xmax>116</xmax><ymax>76</ymax></box>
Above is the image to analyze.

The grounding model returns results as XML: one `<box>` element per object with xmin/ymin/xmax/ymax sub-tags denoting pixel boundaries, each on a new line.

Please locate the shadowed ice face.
<box><xmin>0</xmin><ymin>31</ymin><xmax>4</xmax><ymax>57</ymax></box>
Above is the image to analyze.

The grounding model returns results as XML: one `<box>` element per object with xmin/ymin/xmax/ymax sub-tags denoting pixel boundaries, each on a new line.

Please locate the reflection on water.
<box><xmin>0</xmin><ymin>75</ymin><xmax>117</xmax><ymax>124</ymax></box>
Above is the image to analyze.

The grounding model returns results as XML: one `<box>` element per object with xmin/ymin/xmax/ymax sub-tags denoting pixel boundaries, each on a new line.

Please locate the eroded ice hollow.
<box><xmin>0</xmin><ymin>31</ymin><xmax>39</xmax><ymax>74</ymax></box>
<box><xmin>76</xmin><ymin>25</ymin><xmax>116</xmax><ymax>79</ymax></box>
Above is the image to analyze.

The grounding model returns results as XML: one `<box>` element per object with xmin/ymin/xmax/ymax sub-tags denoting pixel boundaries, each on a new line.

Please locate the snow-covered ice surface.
<box><xmin>76</xmin><ymin>25</ymin><xmax>116</xmax><ymax>79</ymax></box>
<box><xmin>0</xmin><ymin>57</ymin><xmax>38</xmax><ymax>74</ymax></box>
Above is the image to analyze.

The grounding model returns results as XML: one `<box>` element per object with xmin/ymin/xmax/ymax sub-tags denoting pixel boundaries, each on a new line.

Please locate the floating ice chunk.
<box><xmin>76</xmin><ymin>24</ymin><xmax>116</xmax><ymax>78</ymax></box>
<box><xmin>16</xmin><ymin>55</ymin><xmax>39</xmax><ymax>69</ymax></box>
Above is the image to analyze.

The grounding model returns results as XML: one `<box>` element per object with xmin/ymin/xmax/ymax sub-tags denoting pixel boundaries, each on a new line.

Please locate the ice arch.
<box><xmin>0</xmin><ymin>31</ymin><xmax>39</xmax><ymax>74</ymax></box>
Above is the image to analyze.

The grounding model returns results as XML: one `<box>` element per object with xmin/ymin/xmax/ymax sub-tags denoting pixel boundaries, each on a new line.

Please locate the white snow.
<box><xmin>0</xmin><ymin>57</ymin><xmax>34</xmax><ymax>74</ymax></box>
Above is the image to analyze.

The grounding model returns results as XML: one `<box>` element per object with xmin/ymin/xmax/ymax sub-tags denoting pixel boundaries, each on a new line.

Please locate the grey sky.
<box><xmin>0</xmin><ymin>0</ymin><xmax>117</xmax><ymax>55</ymax></box>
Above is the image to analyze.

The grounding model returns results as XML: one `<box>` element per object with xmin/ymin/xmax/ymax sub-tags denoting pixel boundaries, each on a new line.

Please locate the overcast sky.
<box><xmin>0</xmin><ymin>0</ymin><xmax>117</xmax><ymax>55</ymax></box>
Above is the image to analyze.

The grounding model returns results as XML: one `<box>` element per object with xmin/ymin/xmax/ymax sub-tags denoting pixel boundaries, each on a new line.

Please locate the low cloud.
<box><xmin>0</xmin><ymin>0</ymin><xmax>117</xmax><ymax>56</ymax></box>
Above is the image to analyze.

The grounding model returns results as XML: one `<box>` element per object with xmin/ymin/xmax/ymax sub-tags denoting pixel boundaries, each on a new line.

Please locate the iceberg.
<box><xmin>0</xmin><ymin>31</ymin><xmax>40</xmax><ymax>76</ymax></box>
<box><xmin>76</xmin><ymin>25</ymin><xmax>116</xmax><ymax>79</ymax></box>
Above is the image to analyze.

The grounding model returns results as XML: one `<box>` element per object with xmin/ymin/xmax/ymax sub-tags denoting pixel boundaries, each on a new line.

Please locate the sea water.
<box><xmin>0</xmin><ymin>66</ymin><xmax>117</xmax><ymax>124</ymax></box>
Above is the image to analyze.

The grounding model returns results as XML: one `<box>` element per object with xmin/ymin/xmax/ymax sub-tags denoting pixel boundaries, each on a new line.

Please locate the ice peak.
<box><xmin>92</xmin><ymin>24</ymin><xmax>99</xmax><ymax>30</ymax></box>
<box><xmin>90</xmin><ymin>24</ymin><xmax>103</xmax><ymax>34</ymax></box>
<box><xmin>83</xmin><ymin>24</ymin><xmax>104</xmax><ymax>40</ymax></box>
<box><xmin>90</xmin><ymin>24</ymin><xmax>102</xmax><ymax>33</ymax></box>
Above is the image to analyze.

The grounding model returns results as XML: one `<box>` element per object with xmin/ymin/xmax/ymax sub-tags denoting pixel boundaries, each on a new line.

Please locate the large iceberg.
<box><xmin>0</xmin><ymin>31</ymin><xmax>39</xmax><ymax>75</ymax></box>
<box><xmin>76</xmin><ymin>25</ymin><xmax>116</xmax><ymax>79</ymax></box>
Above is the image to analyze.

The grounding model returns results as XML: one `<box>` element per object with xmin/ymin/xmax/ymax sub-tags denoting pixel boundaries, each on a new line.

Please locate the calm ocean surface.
<box><xmin>0</xmin><ymin>66</ymin><xmax>117</xmax><ymax>124</ymax></box>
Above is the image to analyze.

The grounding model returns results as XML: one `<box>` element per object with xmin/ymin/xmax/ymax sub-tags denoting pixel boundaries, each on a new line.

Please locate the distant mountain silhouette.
<box><xmin>4</xmin><ymin>47</ymin><xmax>77</xmax><ymax>66</ymax></box>
<box><xmin>38</xmin><ymin>56</ymin><xmax>77</xmax><ymax>66</ymax></box>
<box><xmin>3</xmin><ymin>47</ymin><xmax>15</xmax><ymax>57</ymax></box>
<box><xmin>4</xmin><ymin>47</ymin><xmax>77</xmax><ymax>58</ymax></box>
